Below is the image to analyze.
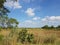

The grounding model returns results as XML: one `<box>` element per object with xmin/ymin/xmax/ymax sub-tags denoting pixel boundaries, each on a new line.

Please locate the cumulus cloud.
<box><xmin>4</xmin><ymin>0</ymin><xmax>22</xmax><ymax>9</ymax></box>
<box><xmin>41</xmin><ymin>16</ymin><xmax>60</xmax><ymax>22</ymax></box>
<box><xmin>19</xmin><ymin>16</ymin><xmax>60</xmax><ymax>28</ymax></box>
<box><xmin>33</xmin><ymin>17</ymin><xmax>40</xmax><ymax>20</ymax></box>
<box><xmin>49</xmin><ymin>16</ymin><xmax>60</xmax><ymax>21</ymax></box>
<box><xmin>25</xmin><ymin>8</ymin><xmax>35</xmax><ymax>16</ymax></box>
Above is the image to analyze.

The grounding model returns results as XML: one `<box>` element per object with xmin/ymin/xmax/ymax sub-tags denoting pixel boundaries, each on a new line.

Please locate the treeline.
<box><xmin>41</xmin><ymin>25</ymin><xmax>60</xmax><ymax>29</ymax></box>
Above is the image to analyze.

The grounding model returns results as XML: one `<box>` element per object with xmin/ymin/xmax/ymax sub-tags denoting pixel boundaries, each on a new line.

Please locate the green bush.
<box><xmin>18</xmin><ymin>28</ymin><xmax>27</xmax><ymax>43</ymax></box>
<box><xmin>27</xmin><ymin>34</ymin><xmax>34</xmax><ymax>43</ymax></box>
<box><xmin>17</xmin><ymin>28</ymin><xmax>34</xmax><ymax>44</ymax></box>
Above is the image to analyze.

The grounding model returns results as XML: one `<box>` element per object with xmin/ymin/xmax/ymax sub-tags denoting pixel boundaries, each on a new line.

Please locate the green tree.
<box><xmin>42</xmin><ymin>25</ymin><xmax>49</xmax><ymax>29</ymax></box>
<box><xmin>57</xmin><ymin>25</ymin><xmax>60</xmax><ymax>28</ymax></box>
<box><xmin>6</xmin><ymin>18</ymin><xmax>19</xmax><ymax>28</ymax></box>
<box><xmin>0</xmin><ymin>0</ymin><xmax>18</xmax><ymax>28</ymax></box>
<box><xmin>50</xmin><ymin>25</ymin><xmax>55</xmax><ymax>29</ymax></box>
<box><xmin>56</xmin><ymin>25</ymin><xmax>60</xmax><ymax>30</ymax></box>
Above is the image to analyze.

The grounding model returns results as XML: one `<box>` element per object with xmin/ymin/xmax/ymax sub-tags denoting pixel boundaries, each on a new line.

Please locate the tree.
<box><xmin>50</xmin><ymin>25</ymin><xmax>55</xmax><ymax>29</ymax></box>
<box><xmin>0</xmin><ymin>15</ymin><xmax>8</xmax><ymax>28</ymax></box>
<box><xmin>0</xmin><ymin>0</ymin><xmax>18</xmax><ymax>15</ymax></box>
<box><xmin>0</xmin><ymin>0</ymin><xmax>18</xmax><ymax>28</ymax></box>
<box><xmin>56</xmin><ymin>25</ymin><xmax>60</xmax><ymax>29</ymax></box>
<box><xmin>42</xmin><ymin>25</ymin><xmax>49</xmax><ymax>29</ymax></box>
<box><xmin>0</xmin><ymin>0</ymin><xmax>6</xmax><ymax>8</ymax></box>
<box><xmin>6</xmin><ymin>18</ymin><xmax>19</xmax><ymax>28</ymax></box>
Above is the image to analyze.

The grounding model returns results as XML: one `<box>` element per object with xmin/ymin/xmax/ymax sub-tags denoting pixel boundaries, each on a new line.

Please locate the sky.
<box><xmin>4</xmin><ymin>0</ymin><xmax>60</xmax><ymax>28</ymax></box>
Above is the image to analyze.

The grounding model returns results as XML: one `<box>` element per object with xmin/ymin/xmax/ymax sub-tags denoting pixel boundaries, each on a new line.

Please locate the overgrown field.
<box><xmin>0</xmin><ymin>28</ymin><xmax>60</xmax><ymax>45</ymax></box>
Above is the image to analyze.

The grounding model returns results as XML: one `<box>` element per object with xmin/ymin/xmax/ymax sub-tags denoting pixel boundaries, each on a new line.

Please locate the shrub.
<box><xmin>27</xmin><ymin>34</ymin><xmax>34</xmax><ymax>43</ymax></box>
<box><xmin>17</xmin><ymin>28</ymin><xmax>34</xmax><ymax>44</ymax></box>
<box><xmin>18</xmin><ymin>28</ymin><xmax>27</xmax><ymax>43</ymax></box>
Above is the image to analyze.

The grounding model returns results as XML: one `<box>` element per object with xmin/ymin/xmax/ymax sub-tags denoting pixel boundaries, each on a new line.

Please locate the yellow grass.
<box><xmin>0</xmin><ymin>28</ymin><xmax>60</xmax><ymax>45</ymax></box>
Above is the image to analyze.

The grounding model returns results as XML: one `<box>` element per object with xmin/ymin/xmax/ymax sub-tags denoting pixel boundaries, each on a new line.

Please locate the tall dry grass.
<box><xmin>0</xmin><ymin>28</ymin><xmax>60</xmax><ymax>45</ymax></box>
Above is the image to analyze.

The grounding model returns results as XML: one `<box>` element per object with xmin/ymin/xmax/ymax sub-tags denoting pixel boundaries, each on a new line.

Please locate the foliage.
<box><xmin>0</xmin><ymin>0</ymin><xmax>19</xmax><ymax>29</ymax></box>
<box><xmin>42</xmin><ymin>25</ymin><xmax>55</xmax><ymax>29</ymax></box>
<box><xmin>6</xmin><ymin>18</ymin><xmax>19</xmax><ymax>28</ymax></box>
<box><xmin>56</xmin><ymin>25</ymin><xmax>60</xmax><ymax>30</ymax></box>
<box><xmin>17</xmin><ymin>29</ymin><xmax>34</xmax><ymax>43</ymax></box>
<box><xmin>18</xmin><ymin>29</ymin><xmax>27</xmax><ymax>43</ymax></box>
<box><xmin>42</xmin><ymin>25</ymin><xmax>49</xmax><ymax>29</ymax></box>
<box><xmin>50</xmin><ymin>25</ymin><xmax>55</xmax><ymax>29</ymax></box>
<box><xmin>27</xmin><ymin>34</ymin><xmax>34</xmax><ymax>43</ymax></box>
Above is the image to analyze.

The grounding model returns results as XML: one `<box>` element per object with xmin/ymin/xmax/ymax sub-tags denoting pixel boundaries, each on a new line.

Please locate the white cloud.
<box><xmin>13</xmin><ymin>1</ymin><xmax>22</xmax><ymax>9</ymax></box>
<box><xmin>25</xmin><ymin>8</ymin><xmax>35</xmax><ymax>16</ymax></box>
<box><xmin>19</xmin><ymin>16</ymin><xmax>60</xmax><ymax>28</ymax></box>
<box><xmin>33</xmin><ymin>17</ymin><xmax>40</xmax><ymax>20</ymax></box>
<box><xmin>41</xmin><ymin>16</ymin><xmax>60</xmax><ymax>22</ymax></box>
<box><xmin>49</xmin><ymin>16</ymin><xmax>60</xmax><ymax>21</ymax></box>
<box><xmin>4</xmin><ymin>0</ymin><xmax>22</xmax><ymax>9</ymax></box>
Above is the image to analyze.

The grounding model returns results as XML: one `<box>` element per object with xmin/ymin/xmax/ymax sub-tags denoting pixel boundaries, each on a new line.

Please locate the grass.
<box><xmin>0</xmin><ymin>28</ymin><xmax>60</xmax><ymax>45</ymax></box>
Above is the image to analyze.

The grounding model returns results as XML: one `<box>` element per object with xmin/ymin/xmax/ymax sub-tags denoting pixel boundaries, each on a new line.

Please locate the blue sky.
<box><xmin>4</xmin><ymin>0</ymin><xmax>60</xmax><ymax>28</ymax></box>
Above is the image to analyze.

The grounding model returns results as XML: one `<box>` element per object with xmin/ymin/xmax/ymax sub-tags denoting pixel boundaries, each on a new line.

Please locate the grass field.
<box><xmin>0</xmin><ymin>28</ymin><xmax>60</xmax><ymax>45</ymax></box>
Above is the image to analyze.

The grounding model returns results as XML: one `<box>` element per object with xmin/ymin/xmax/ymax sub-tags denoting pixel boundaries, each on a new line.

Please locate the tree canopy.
<box><xmin>0</xmin><ymin>0</ymin><xmax>19</xmax><ymax>28</ymax></box>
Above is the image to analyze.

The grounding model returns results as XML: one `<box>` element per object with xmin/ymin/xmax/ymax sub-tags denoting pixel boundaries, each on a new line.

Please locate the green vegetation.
<box><xmin>0</xmin><ymin>0</ymin><xmax>19</xmax><ymax>29</ymax></box>
<box><xmin>17</xmin><ymin>29</ymin><xmax>34</xmax><ymax>43</ymax></box>
<box><xmin>27</xmin><ymin>34</ymin><xmax>34</xmax><ymax>43</ymax></box>
<box><xmin>41</xmin><ymin>25</ymin><xmax>60</xmax><ymax>30</ymax></box>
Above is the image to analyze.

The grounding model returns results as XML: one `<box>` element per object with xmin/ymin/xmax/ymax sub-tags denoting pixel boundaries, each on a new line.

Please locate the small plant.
<box><xmin>27</xmin><ymin>34</ymin><xmax>34</xmax><ymax>43</ymax></box>
<box><xmin>18</xmin><ymin>28</ymin><xmax>27</xmax><ymax>43</ymax></box>
<box><xmin>17</xmin><ymin>28</ymin><xmax>34</xmax><ymax>44</ymax></box>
